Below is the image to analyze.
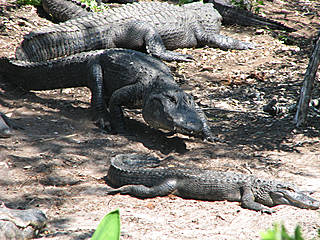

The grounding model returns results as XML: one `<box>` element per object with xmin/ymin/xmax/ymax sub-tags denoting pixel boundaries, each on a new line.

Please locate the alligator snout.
<box><xmin>172</xmin><ymin>114</ymin><xmax>204</xmax><ymax>135</ymax></box>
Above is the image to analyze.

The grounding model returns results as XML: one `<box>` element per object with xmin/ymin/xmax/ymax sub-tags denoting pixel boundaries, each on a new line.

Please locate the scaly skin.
<box><xmin>206</xmin><ymin>0</ymin><xmax>294</xmax><ymax>31</ymax></box>
<box><xmin>16</xmin><ymin>2</ymin><xmax>254</xmax><ymax>62</ymax></box>
<box><xmin>1</xmin><ymin>49</ymin><xmax>215</xmax><ymax>140</ymax></box>
<box><xmin>107</xmin><ymin>154</ymin><xmax>320</xmax><ymax>213</ymax></box>
<box><xmin>42</xmin><ymin>0</ymin><xmax>293</xmax><ymax>31</ymax></box>
<box><xmin>0</xmin><ymin>202</ymin><xmax>47</xmax><ymax>240</ymax></box>
<box><xmin>0</xmin><ymin>112</ymin><xmax>17</xmax><ymax>138</ymax></box>
<box><xmin>42</xmin><ymin>0</ymin><xmax>93</xmax><ymax>22</ymax></box>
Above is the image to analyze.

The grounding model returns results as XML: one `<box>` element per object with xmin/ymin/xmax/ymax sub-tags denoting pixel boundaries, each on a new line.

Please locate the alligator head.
<box><xmin>142</xmin><ymin>78</ymin><xmax>206</xmax><ymax>137</ymax></box>
<box><xmin>253</xmin><ymin>179</ymin><xmax>320</xmax><ymax>210</ymax></box>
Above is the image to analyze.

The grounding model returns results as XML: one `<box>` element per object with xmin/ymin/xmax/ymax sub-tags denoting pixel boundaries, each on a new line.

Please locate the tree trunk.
<box><xmin>294</xmin><ymin>30</ymin><xmax>320</xmax><ymax>127</ymax></box>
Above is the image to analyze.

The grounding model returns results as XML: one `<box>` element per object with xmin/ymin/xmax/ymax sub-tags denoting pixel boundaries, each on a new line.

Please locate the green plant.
<box><xmin>231</xmin><ymin>0</ymin><xmax>264</xmax><ymax>14</ymax></box>
<box><xmin>261</xmin><ymin>223</ymin><xmax>304</xmax><ymax>240</ymax></box>
<box><xmin>79</xmin><ymin>0</ymin><xmax>108</xmax><ymax>12</ymax></box>
<box><xmin>253</xmin><ymin>0</ymin><xmax>264</xmax><ymax>14</ymax></box>
<box><xmin>16</xmin><ymin>0</ymin><xmax>41</xmax><ymax>6</ymax></box>
<box><xmin>178</xmin><ymin>0</ymin><xmax>198</xmax><ymax>5</ymax></box>
<box><xmin>91</xmin><ymin>209</ymin><xmax>120</xmax><ymax>240</ymax></box>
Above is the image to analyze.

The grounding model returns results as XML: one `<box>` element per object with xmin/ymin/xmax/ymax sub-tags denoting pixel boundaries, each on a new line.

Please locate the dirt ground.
<box><xmin>0</xmin><ymin>0</ymin><xmax>320</xmax><ymax>239</ymax></box>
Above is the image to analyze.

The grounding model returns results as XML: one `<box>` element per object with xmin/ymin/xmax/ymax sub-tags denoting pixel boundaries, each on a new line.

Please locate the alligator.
<box><xmin>42</xmin><ymin>0</ymin><xmax>137</xmax><ymax>22</ymax></box>
<box><xmin>0</xmin><ymin>202</ymin><xmax>47</xmax><ymax>239</ymax></box>
<box><xmin>16</xmin><ymin>1</ymin><xmax>255</xmax><ymax>62</ymax></box>
<box><xmin>1</xmin><ymin>49</ymin><xmax>215</xmax><ymax>140</ymax></box>
<box><xmin>42</xmin><ymin>0</ymin><xmax>94</xmax><ymax>22</ymax></box>
<box><xmin>0</xmin><ymin>112</ymin><xmax>17</xmax><ymax>138</ymax></box>
<box><xmin>107</xmin><ymin>154</ymin><xmax>320</xmax><ymax>213</ymax></box>
<box><xmin>41</xmin><ymin>0</ymin><xmax>294</xmax><ymax>31</ymax></box>
<box><xmin>205</xmin><ymin>0</ymin><xmax>294</xmax><ymax>31</ymax></box>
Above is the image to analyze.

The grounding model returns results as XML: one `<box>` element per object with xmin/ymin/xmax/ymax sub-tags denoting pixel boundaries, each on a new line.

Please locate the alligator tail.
<box><xmin>0</xmin><ymin>57</ymin><xmax>11</xmax><ymax>73</ymax></box>
<box><xmin>205</xmin><ymin>0</ymin><xmax>294</xmax><ymax>32</ymax></box>
<box><xmin>42</xmin><ymin>0</ymin><xmax>93</xmax><ymax>22</ymax></box>
<box><xmin>14</xmin><ymin>46</ymin><xmax>29</xmax><ymax>62</ymax></box>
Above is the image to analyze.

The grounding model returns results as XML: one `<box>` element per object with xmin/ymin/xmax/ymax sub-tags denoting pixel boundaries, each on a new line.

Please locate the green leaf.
<box><xmin>261</xmin><ymin>223</ymin><xmax>282</xmax><ymax>240</ymax></box>
<box><xmin>261</xmin><ymin>224</ymin><xmax>306</xmax><ymax>240</ymax></box>
<box><xmin>91</xmin><ymin>209</ymin><xmax>120</xmax><ymax>240</ymax></box>
<box><xmin>293</xmin><ymin>226</ymin><xmax>304</xmax><ymax>240</ymax></box>
<box><xmin>16</xmin><ymin>0</ymin><xmax>41</xmax><ymax>6</ymax></box>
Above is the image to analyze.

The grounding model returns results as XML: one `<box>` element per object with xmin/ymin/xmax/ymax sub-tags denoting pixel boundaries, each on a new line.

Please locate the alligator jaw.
<box><xmin>271</xmin><ymin>189</ymin><xmax>320</xmax><ymax>210</ymax></box>
<box><xmin>141</xmin><ymin>78</ymin><xmax>206</xmax><ymax>138</ymax></box>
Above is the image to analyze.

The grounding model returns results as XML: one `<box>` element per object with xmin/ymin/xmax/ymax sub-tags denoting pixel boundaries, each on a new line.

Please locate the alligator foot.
<box><xmin>260</xmin><ymin>207</ymin><xmax>275</xmax><ymax>214</ymax></box>
<box><xmin>204</xmin><ymin>135</ymin><xmax>225</xmax><ymax>143</ymax></box>
<box><xmin>95</xmin><ymin>116</ymin><xmax>112</xmax><ymax>132</ymax></box>
<box><xmin>154</xmin><ymin>51</ymin><xmax>194</xmax><ymax>62</ymax></box>
<box><xmin>0</xmin><ymin>202</ymin><xmax>47</xmax><ymax>239</ymax></box>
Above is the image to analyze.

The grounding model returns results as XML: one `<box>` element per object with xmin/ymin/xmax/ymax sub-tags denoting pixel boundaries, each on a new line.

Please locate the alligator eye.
<box><xmin>167</xmin><ymin>95</ymin><xmax>177</xmax><ymax>104</ymax></box>
<box><xmin>285</xmin><ymin>187</ymin><xmax>295</xmax><ymax>192</ymax></box>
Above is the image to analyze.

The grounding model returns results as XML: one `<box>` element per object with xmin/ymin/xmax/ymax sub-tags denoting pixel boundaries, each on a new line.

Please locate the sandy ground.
<box><xmin>0</xmin><ymin>0</ymin><xmax>320</xmax><ymax>239</ymax></box>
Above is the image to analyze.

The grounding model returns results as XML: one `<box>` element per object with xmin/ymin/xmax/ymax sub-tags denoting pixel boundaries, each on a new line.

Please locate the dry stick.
<box><xmin>294</xmin><ymin>30</ymin><xmax>320</xmax><ymax>127</ymax></box>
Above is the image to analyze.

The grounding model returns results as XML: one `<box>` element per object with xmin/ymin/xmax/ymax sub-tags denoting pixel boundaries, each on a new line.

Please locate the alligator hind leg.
<box><xmin>108</xmin><ymin>179</ymin><xmax>178</xmax><ymax>198</ymax></box>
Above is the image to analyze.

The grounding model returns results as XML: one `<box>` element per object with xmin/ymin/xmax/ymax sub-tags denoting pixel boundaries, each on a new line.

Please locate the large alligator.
<box><xmin>16</xmin><ymin>1</ymin><xmax>254</xmax><ymax>62</ymax></box>
<box><xmin>1</xmin><ymin>49</ymin><xmax>215</xmax><ymax>140</ymax></box>
<box><xmin>0</xmin><ymin>202</ymin><xmax>47</xmax><ymax>239</ymax></box>
<box><xmin>107</xmin><ymin>154</ymin><xmax>320</xmax><ymax>213</ymax></box>
<box><xmin>42</xmin><ymin>0</ymin><xmax>293</xmax><ymax>31</ymax></box>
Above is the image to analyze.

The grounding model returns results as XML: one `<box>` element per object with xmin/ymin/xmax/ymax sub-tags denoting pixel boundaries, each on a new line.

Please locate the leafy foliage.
<box><xmin>91</xmin><ymin>209</ymin><xmax>120</xmax><ymax>240</ymax></box>
<box><xmin>261</xmin><ymin>224</ymin><xmax>304</xmax><ymax>240</ymax></box>
<box><xmin>79</xmin><ymin>0</ymin><xmax>108</xmax><ymax>12</ymax></box>
<box><xmin>178</xmin><ymin>0</ymin><xmax>197</xmax><ymax>5</ymax></box>
<box><xmin>16</xmin><ymin>0</ymin><xmax>41</xmax><ymax>6</ymax></box>
<box><xmin>231</xmin><ymin>0</ymin><xmax>264</xmax><ymax>14</ymax></box>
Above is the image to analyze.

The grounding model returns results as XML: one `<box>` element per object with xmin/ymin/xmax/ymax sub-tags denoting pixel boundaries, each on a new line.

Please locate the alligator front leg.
<box><xmin>194</xmin><ymin>105</ymin><xmax>223</xmax><ymax>142</ymax></box>
<box><xmin>108</xmin><ymin>179</ymin><xmax>178</xmax><ymax>198</ymax></box>
<box><xmin>108</xmin><ymin>84</ymin><xmax>144</xmax><ymax>134</ymax></box>
<box><xmin>119</xmin><ymin>21</ymin><xmax>194</xmax><ymax>62</ymax></box>
<box><xmin>88</xmin><ymin>63</ymin><xmax>111</xmax><ymax>130</ymax></box>
<box><xmin>241</xmin><ymin>185</ymin><xmax>274</xmax><ymax>213</ymax></box>
<box><xmin>198</xmin><ymin>32</ymin><xmax>255</xmax><ymax>50</ymax></box>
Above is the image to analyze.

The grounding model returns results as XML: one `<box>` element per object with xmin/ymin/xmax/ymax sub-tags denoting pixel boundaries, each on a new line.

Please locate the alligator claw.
<box><xmin>95</xmin><ymin>117</ymin><xmax>112</xmax><ymax>132</ymax></box>
<box><xmin>203</xmin><ymin>132</ymin><xmax>225</xmax><ymax>143</ymax></box>
<box><xmin>260</xmin><ymin>207</ymin><xmax>275</xmax><ymax>214</ymax></box>
<box><xmin>107</xmin><ymin>187</ymin><xmax>128</xmax><ymax>195</ymax></box>
<box><xmin>160</xmin><ymin>52</ymin><xmax>194</xmax><ymax>62</ymax></box>
<box><xmin>242</xmin><ymin>42</ymin><xmax>255</xmax><ymax>50</ymax></box>
<box><xmin>179</xmin><ymin>54</ymin><xmax>194</xmax><ymax>62</ymax></box>
<box><xmin>107</xmin><ymin>189</ymin><xmax>120</xmax><ymax>195</ymax></box>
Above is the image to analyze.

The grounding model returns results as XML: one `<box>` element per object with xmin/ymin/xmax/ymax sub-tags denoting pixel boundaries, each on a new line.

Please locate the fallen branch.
<box><xmin>294</xmin><ymin>30</ymin><xmax>320</xmax><ymax>127</ymax></box>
